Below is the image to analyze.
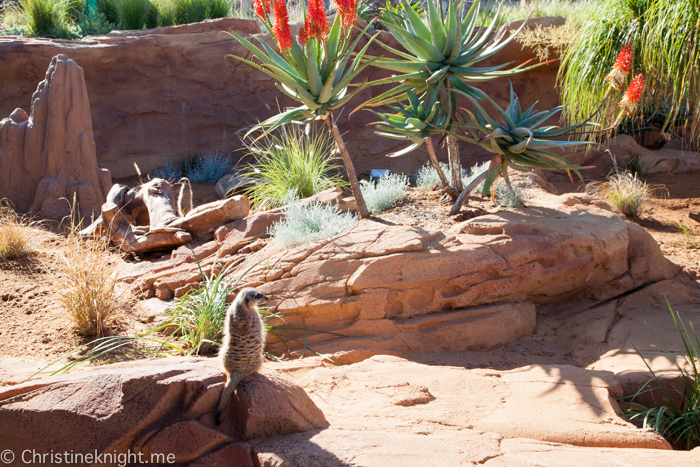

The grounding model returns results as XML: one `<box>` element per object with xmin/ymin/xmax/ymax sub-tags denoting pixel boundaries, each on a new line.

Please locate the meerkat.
<box><xmin>177</xmin><ymin>177</ymin><xmax>193</xmax><ymax>217</ymax></box>
<box><xmin>215</xmin><ymin>287</ymin><xmax>269</xmax><ymax>425</ymax></box>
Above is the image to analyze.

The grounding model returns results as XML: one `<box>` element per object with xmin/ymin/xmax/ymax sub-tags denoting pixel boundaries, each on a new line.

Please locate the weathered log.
<box><xmin>78</xmin><ymin>184</ymin><xmax>129</xmax><ymax>237</ymax></box>
<box><xmin>167</xmin><ymin>195</ymin><xmax>250</xmax><ymax>240</ymax></box>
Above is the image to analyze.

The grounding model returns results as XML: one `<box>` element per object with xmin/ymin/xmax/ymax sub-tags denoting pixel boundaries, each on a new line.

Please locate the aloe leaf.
<box><xmin>389</xmin><ymin>25</ymin><xmax>447</xmax><ymax>63</ymax></box>
<box><xmin>306</xmin><ymin>44</ymin><xmax>323</xmax><ymax>97</ymax></box>
<box><xmin>427</xmin><ymin>0</ymin><xmax>447</xmax><ymax>53</ymax></box>
<box><xmin>481</xmin><ymin>160</ymin><xmax>501</xmax><ymax>196</ymax></box>
<box><xmin>388</xmin><ymin>142</ymin><xmax>422</xmax><ymax>157</ymax></box>
<box><xmin>323</xmin><ymin>15</ymin><xmax>342</xmax><ymax>77</ymax></box>
<box><xmin>254</xmin><ymin>37</ymin><xmax>305</xmax><ymax>81</ymax></box>
<box><xmin>399</xmin><ymin>0</ymin><xmax>432</xmax><ymax>43</ymax></box>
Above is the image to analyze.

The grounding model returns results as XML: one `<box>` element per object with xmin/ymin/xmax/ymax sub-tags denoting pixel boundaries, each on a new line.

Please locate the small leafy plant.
<box><xmin>360</xmin><ymin>173</ymin><xmax>409</xmax><ymax>214</ymax></box>
<box><xmin>678</xmin><ymin>222</ymin><xmax>700</xmax><ymax>249</ymax></box>
<box><xmin>269</xmin><ymin>199</ymin><xmax>359</xmax><ymax>247</ymax></box>
<box><xmin>416</xmin><ymin>162</ymin><xmax>467</xmax><ymax>191</ymax></box>
<box><xmin>242</xmin><ymin>124</ymin><xmax>347</xmax><ymax>209</ymax></box>
<box><xmin>624</xmin><ymin>302</ymin><xmax>700</xmax><ymax>450</ymax></box>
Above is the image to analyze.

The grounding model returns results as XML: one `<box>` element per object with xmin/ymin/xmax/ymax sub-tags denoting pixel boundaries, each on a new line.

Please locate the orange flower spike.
<box><xmin>253</xmin><ymin>0</ymin><xmax>267</xmax><ymax>19</ymax></box>
<box><xmin>308</xmin><ymin>0</ymin><xmax>328</xmax><ymax>40</ymax></box>
<box><xmin>336</xmin><ymin>0</ymin><xmax>357</xmax><ymax>27</ymax></box>
<box><xmin>605</xmin><ymin>42</ymin><xmax>633</xmax><ymax>91</ymax></box>
<box><xmin>273</xmin><ymin>0</ymin><xmax>292</xmax><ymax>51</ymax></box>
<box><xmin>619</xmin><ymin>73</ymin><xmax>644</xmax><ymax>117</ymax></box>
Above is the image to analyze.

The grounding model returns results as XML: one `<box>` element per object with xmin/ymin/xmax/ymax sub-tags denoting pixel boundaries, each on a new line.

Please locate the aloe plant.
<box><xmin>227</xmin><ymin>0</ymin><xmax>374</xmax><ymax>217</ymax></box>
<box><xmin>449</xmin><ymin>84</ymin><xmax>594</xmax><ymax>214</ymax></box>
<box><xmin>362</xmin><ymin>0</ymin><xmax>544</xmax><ymax>194</ymax></box>
<box><xmin>368</xmin><ymin>88</ymin><xmax>459</xmax><ymax>196</ymax></box>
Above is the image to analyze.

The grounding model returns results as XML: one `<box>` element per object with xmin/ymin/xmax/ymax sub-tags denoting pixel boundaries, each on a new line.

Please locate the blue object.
<box><xmin>370</xmin><ymin>169</ymin><xmax>392</xmax><ymax>179</ymax></box>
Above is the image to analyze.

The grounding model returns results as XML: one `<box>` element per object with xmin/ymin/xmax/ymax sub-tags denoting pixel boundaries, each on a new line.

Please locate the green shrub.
<box><xmin>75</xmin><ymin>8</ymin><xmax>115</xmax><ymax>34</ymax></box>
<box><xmin>109</xmin><ymin>0</ymin><xmax>157</xmax><ymax>29</ymax></box>
<box><xmin>360</xmin><ymin>174</ymin><xmax>409</xmax><ymax>215</ymax></box>
<box><xmin>243</xmin><ymin>124</ymin><xmax>348</xmax><ymax>209</ymax></box>
<box><xmin>270</xmin><ymin>199</ymin><xmax>359</xmax><ymax>248</ymax></box>
<box><xmin>20</xmin><ymin>0</ymin><xmax>79</xmax><ymax>37</ymax></box>
<box><xmin>624</xmin><ymin>302</ymin><xmax>700</xmax><ymax>450</ymax></box>
<box><xmin>183</xmin><ymin>152</ymin><xmax>232</xmax><ymax>183</ymax></box>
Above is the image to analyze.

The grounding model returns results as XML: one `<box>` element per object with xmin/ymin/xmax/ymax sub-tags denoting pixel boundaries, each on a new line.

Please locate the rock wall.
<box><xmin>0</xmin><ymin>54</ymin><xmax>110</xmax><ymax>217</ymax></box>
<box><xmin>0</xmin><ymin>17</ymin><xmax>562</xmax><ymax>179</ymax></box>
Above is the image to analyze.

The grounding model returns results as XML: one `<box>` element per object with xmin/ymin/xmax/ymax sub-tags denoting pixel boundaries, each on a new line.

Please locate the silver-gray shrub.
<box><xmin>360</xmin><ymin>173</ymin><xmax>409</xmax><ymax>214</ymax></box>
<box><xmin>269</xmin><ymin>200</ymin><xmax>359</xmax><ymax>248</ymax></box>
<box><xmin>416</xmin><ymin>162</ymin><xmax>469</xmax><ymax>190</ymax></box>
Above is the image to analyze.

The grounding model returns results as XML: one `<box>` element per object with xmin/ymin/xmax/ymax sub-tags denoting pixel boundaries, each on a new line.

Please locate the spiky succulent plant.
<box><xmin>360</xmin><ymin>0</ymin><xmax>542</xmax><ymax>109</ymax></box>
<box><xmin>459</xmin><ymin>84</ymin><xmax>595</xmax><ymax>196</ymax></box>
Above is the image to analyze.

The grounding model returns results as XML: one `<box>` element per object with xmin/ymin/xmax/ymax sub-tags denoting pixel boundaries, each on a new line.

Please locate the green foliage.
<box><xmin>360</xmin><ymin>173</ymin><xmax>409</xmax><ymax>214</ymax></box>
<box><xmin>74</xmin><ymin>8</ymin><xmax>115</xmax><ymax>34</ymax></box>
<box><xmin>624</xmin><ymin>302</ymin><xmax>700</xmax><ymax>450</ymax></box>
<box><xmin>269</xmin><ymin>199</ymin><xmax>359</xmax><ymax>248</ymax></box>
<box><xmin>19</xmin><ymin>0</ymin><xmax>79</xmax><ymax>37</ymax></box>
<box><xmin>163</xmin><ymin>258</ymin><xmax>246</xmax><ymax>355</ymax></box>
<box><xmin>242</xmin><ymin>124</ymin><xmax>347</xmax><ymax>209</ymax></box>
<box><xmin>109</xmin><ymin>0</ymin><xmax>157</xmax><ymax>29</ymax></box>
<box><xmin>183</xmin><ymin>152</ymin><xmax>232</xmax><ymax>183</ymax></box>
<box><xmin>460</xmin><ymin>84</ymin><xmax>592</xmax><ymax>195</ymax></box>
<box><xmin>559</xmin><ymin>0</ymin><xmax>700</xmax><ymax>143</ymax></box>
<box><xmin>363</xmin><ymin>0</ymin><xmax>538</xmax><ymax>111</ymax></box>
<box><xmin>171</xmin><ymin>0</ymin><xmax>229</xmax><ymax>24</ymax></box>
<box><xmin>228</xmin><ymin>15</ymin><xmax>378</xmax><ymax>135</ymax></box>
<box><xmin>415</xmin><ymin>161</ymin><xmax>468</xmax><ymax>191</ymax></box>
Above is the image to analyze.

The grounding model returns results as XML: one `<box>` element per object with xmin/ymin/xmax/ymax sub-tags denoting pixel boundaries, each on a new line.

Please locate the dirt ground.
<box><xmin>1</xmin><ymin>171</ymin><xmax>699</xmax><ymax>369</ymax></box>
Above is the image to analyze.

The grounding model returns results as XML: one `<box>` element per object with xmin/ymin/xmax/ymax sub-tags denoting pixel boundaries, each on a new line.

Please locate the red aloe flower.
<box><xmin>605</xmin><ymin>42</ymin><xmax>633</xmax><ymax>91</ymax></box>
<box><xmin>298</xmin><ymin>15</ymin><xmax>310</xmax><ymax>46</ymax></box>
<box><xmin>308</xmin><ymin>0</ymin><xmax>328</xmax><ymax>40</ymax></box>
<box><xmin>253</xmin><ymin>0</ymin><xmax>268</xmax><ymax>19</ymax></box>
<box><xmin>273</xmin><ymin>0</ymin><xmax>292</xmax><ymax>51</ymax></box>
<box><xmin>336</xmin><ymin>0</ymin><xmax>356</xmax><ymax>27</ymax></box>
<box><xmin>619</xmin><ymin>73</ymin><xmax>644</xmax><ymax>117</ymax></box>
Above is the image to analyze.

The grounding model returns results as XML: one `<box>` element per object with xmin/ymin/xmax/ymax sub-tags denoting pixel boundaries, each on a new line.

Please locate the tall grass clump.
<box><xmin>586</xmin><ymin>170</ymin><xmax>659</xmax><ymax>218</ymax></box>
<box><xmin>624</xmin><ymin>302</ymin><xmax>700</xmax><ymax>450</ymax></box>
<box><xmin>270</xmin><ymin>200</ymin><xmax>359</xmax><ymax>248</ymax></box>
<box><xmin>183</xmin><ymin>152</ymin><xmax>232</xmax><ymax>183</ymax></box>
<box><xmin>0</xmin><ymin>200</ymin><xmax>36</xmax><ymax>261</ymax></box>
<box><xmin>360</xmin><ymin>174</ymin><xmax>409</xmax><ymax>215</ymax></box>
<box><xmin>243</xmin><ymin>125</ymin><xmax>348</xmax><ymax>209</ymax></box>
<box><xmin>162</xmin><ymin>257</ymin><xmax>245</xmax><ymax>355</ymax></box>
<box><xmin>19</xmin><ymin>0</ymin><xmax>78</xmax><ymax>37</ymax></box>
<box><xmin>51</xmin><ymin>227</ymin><xmax>123</xmax><ymax>337</ymax></box>
<box><xmin>416</xmin><ymin>162</ymin><xmax>469</xmax><ymax>191</ymax></box>
<box><xmin>109</xmin><ymin>0</ymin><xmax>157</xmax><ymax>29</ymax></box>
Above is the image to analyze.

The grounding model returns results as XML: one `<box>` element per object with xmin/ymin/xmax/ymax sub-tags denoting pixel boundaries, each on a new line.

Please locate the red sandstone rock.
<box><xmin>0</xmin><ymin>54</ymin><xmax>108</xmax><ymax>217</ymax></box>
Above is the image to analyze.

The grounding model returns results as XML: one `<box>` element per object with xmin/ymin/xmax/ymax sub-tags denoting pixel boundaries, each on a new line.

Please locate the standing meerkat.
<box><xmin>215</xmin><ymin>287</ymin><xmax>269</xmax><ymax>425</ymax></box>
<box><xmin>177</xmin><ymin>177</ymin><xmax>193</xmax><ymax>217</ymax></box>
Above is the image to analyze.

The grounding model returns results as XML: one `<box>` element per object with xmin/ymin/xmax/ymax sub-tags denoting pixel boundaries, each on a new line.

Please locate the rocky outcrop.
<box><xmin>0</xmin><ymin>18</ymin><xmax>560</xmax><ymax>178</ymax></box>
<box><xmin>222</xmin><ymin>190</ymin><xmax>679</xmax><ymax>355</ymax></box>
<box><xmin>0</xmin><ymin>55</ymin><xmax>110</xmax><ymax>218</ymax></box>
<box><xmin>0</xmin><ymin>358</ymin><xmax>326</xmax><ymax>466</ymax></box>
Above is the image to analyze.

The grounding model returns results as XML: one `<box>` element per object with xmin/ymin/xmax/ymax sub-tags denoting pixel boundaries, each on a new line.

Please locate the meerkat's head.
<box><xmin>178</xmin><ymin>177</ymin><xmax>191</xmax><ymax>186</ymax></box>
<box><xmin>238</xmin><ymin>288</ymin><xmax>269</xmax><ymax>310</ymax></box>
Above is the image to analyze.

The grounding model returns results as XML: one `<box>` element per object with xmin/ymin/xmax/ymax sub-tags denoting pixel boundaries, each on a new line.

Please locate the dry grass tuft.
<box><xmin>0</xmin><ymin>200</ymin><xmax>36</xmax><ymax>261</ymax></box>
<box><xmin>515</xmin><ymin>21</ymin><xmax>579</xmax><ymax>62</ymax></box>
<box><xmin>51</xmin><ymin>223</ymin><xmax>124</xmax><ymax>337</ymax></box>
<box><xmin>587</xmin><ymin>171</ymin><xmax>663</xmax><ymax>218</ymax></box>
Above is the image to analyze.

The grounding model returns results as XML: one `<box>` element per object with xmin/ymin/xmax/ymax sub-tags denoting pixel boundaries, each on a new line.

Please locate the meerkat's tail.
<box><xmin>215</xmin><ymin>371</ymin><xmax>246</xmax><ymax>425</ymax></box>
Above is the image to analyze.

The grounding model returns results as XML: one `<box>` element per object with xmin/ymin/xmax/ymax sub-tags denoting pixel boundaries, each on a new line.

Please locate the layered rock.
<box><xmin>0</xmin><ymin>358</ymin><xmax>326</xmax><ymax>466</ymax></box>
<box><xmin>223</xmin><ymin>191</ymin><xmax>679</xmax><ymax>355</ymax></box>
<box><xmin>0</xmin><ymin>55</ymin><xmax>109</xmax><ymax>217</ymax></box>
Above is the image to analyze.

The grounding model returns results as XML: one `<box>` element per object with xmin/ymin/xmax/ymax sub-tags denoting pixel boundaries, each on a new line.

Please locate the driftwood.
<box><xmin>80</xmin><ymin>178</ymin><xmax>250</xmax><ymax>253</ymax></box>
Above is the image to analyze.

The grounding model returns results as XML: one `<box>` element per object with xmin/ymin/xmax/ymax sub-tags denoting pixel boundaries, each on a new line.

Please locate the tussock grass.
<box><xmin>270</xmin><ymin>199</ymin><xmax>359</xmax><ymax>247</ymax></box>
<box><xmin>586</xmin><ymin>170</ymin><xmax>660</xmax><ymax>218</ymax></box>
<box><xmin>19</xmin><ymin>0</ymin><xmax>77</xmax><ymax>37</ymax></box>
<box><xmin>624</xmin><ymin>302</ymin><xmax>700</xmax><ymax>450</ymax></box>
<box><xmin>243</xmin><ymin>124</ymin><xmax>347</xmax><ymax>209</ymax></box>
<box><xmin>51</xmin><ymin>223</ymin><xmax>123</xmax><ymax>337</ymax></box>
<box><xmin>360</xmin><ymin>174</ymin><xmax>409</xmax><ymax>215</ymax></box>
<box><xmin>0</xmin><ymin>200</ymin><xmax>36</xmax><ymax>261</ymax></box>
<box><xmin>183</xmin><ymin>152</ymin><xmax>232</xmax><ymax>183</ymax></box>
<box><xmin>108</xmin><ymin>0</ymin><xmax>157</xmax><ymax>29</ymax></box>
